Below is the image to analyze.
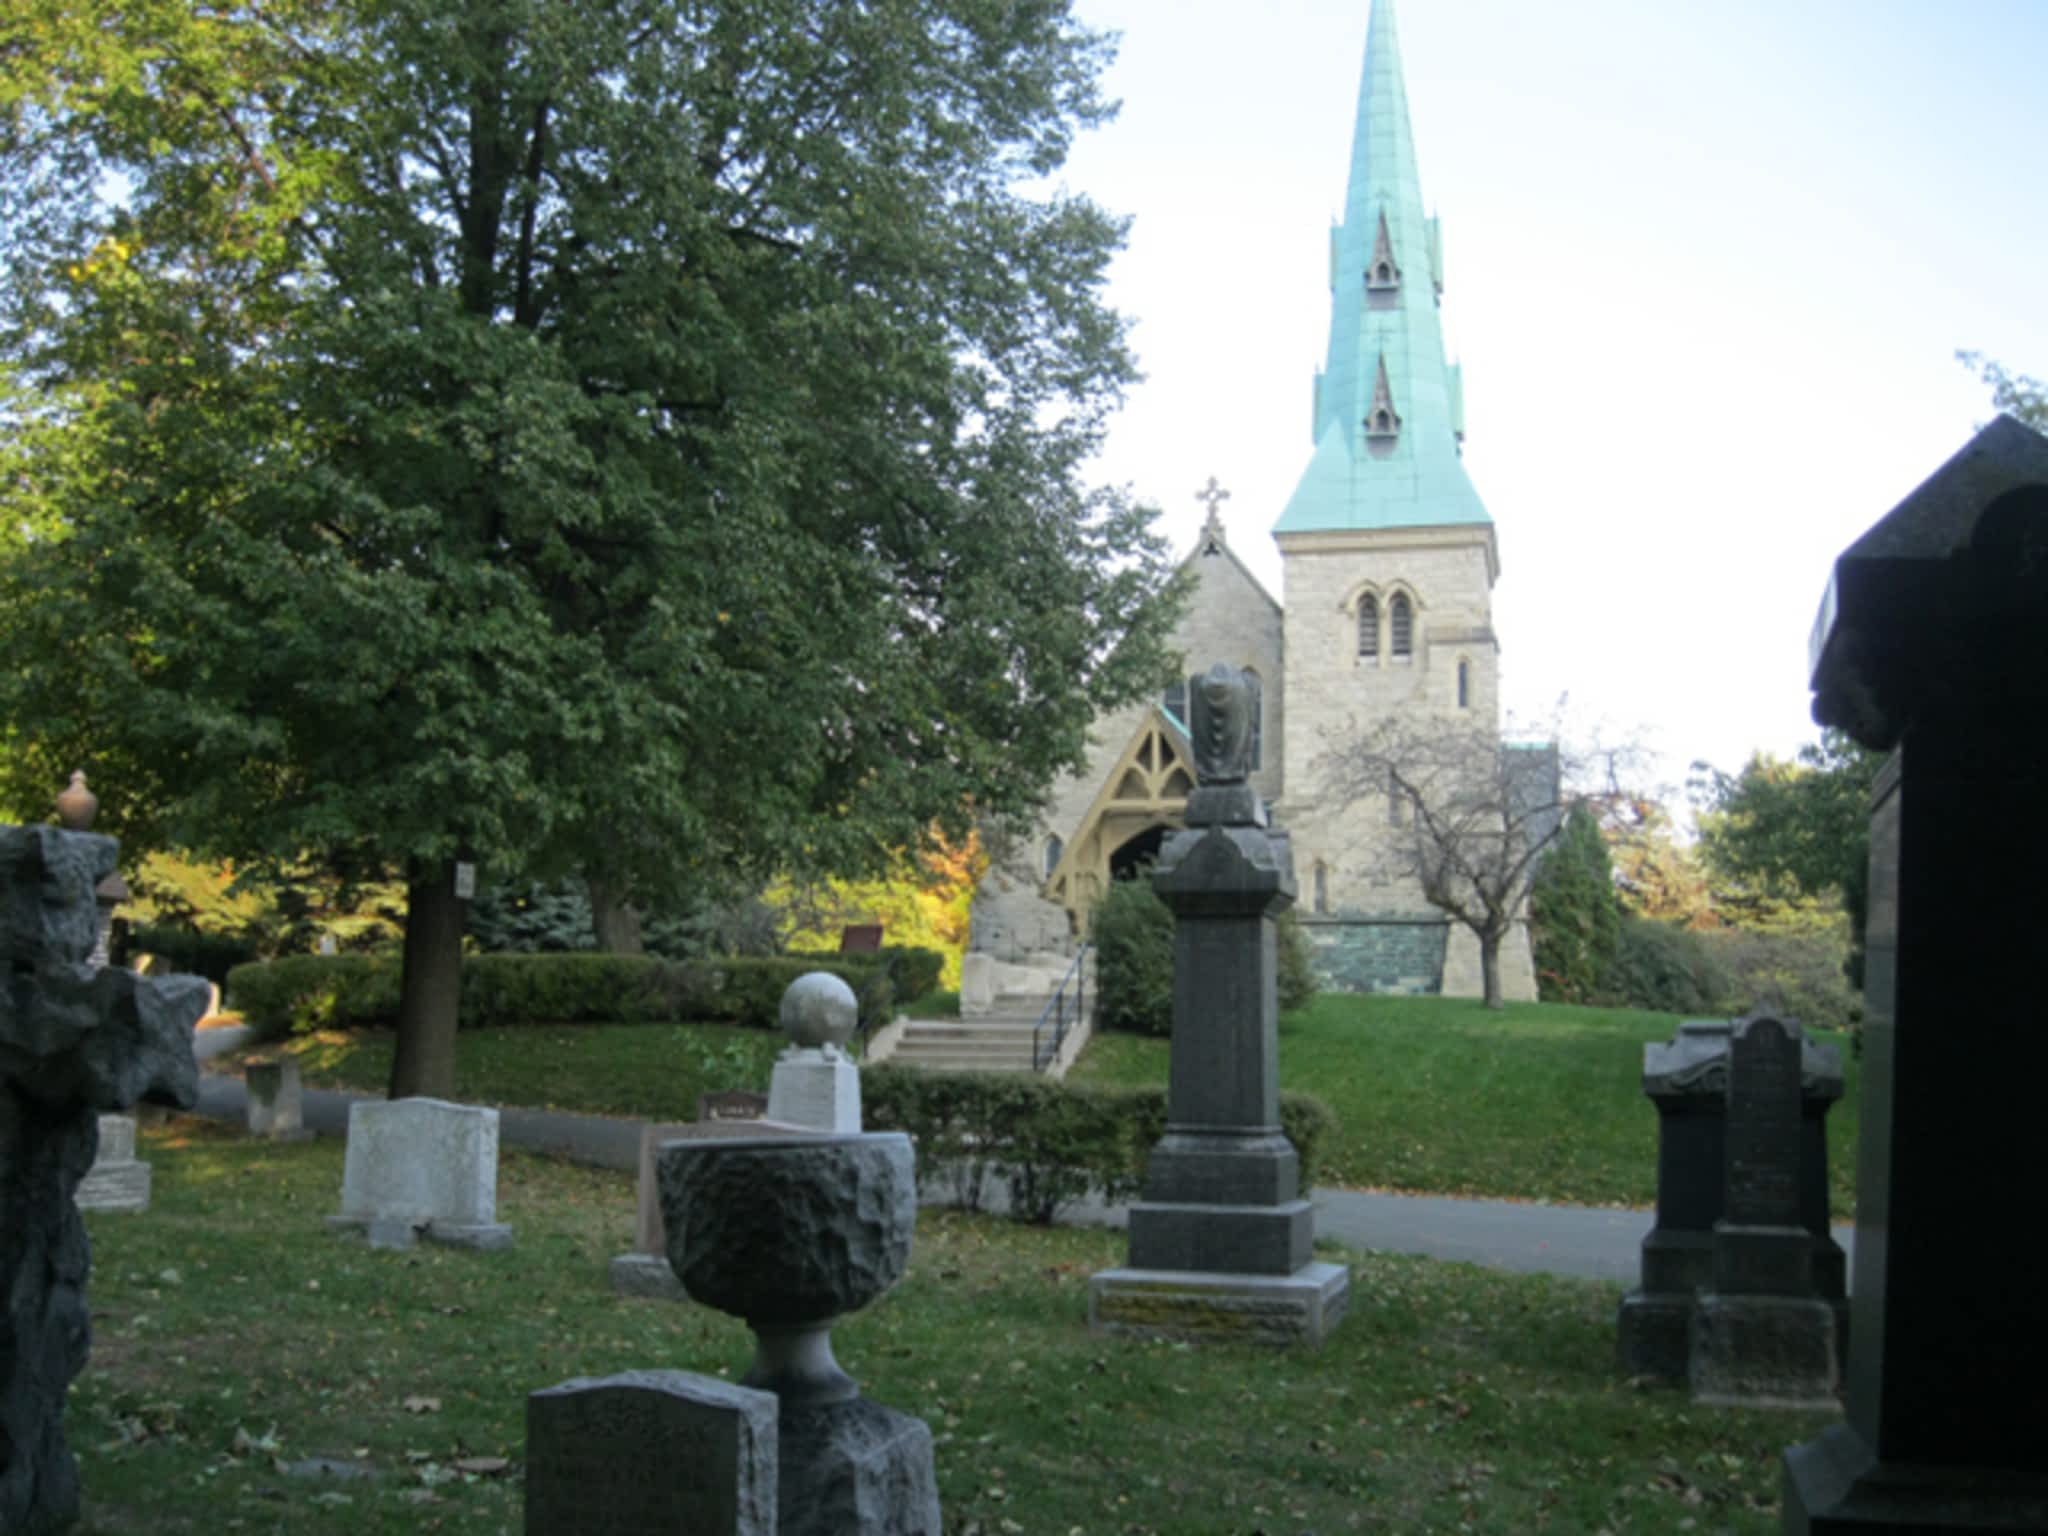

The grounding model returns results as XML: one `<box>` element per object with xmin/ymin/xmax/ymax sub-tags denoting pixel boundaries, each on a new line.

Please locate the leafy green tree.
<box><xmin>0</xmin><ymin>0</ymin><xmax>1182</xmax><ymax>1097</ymax></box>
<box><xmin>1958</xmin><ymin>351</ymin><xmax>2048</xmax><ymax>430</ymax></box>
<box><xmin>1090</xmin><ymin>872</ymin><xmax>1174</xmax><ymax>1037</ymax></box>
<box><xmin>1529</xmin><ymin>802</ymin><xmax>1621</xmax><ymax>1004</ymax></box>
<box><xmin>1691</xmin><ymin>731</ymin><xmax>1884</xmax><ymax>985</ymax></box>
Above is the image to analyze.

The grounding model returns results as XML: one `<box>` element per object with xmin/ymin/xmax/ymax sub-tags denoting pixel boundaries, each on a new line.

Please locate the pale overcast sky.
<box><xmin>1060</xmin><ymin>0</ymin><xmax>2048</xmax><ymax>792</ymax></box>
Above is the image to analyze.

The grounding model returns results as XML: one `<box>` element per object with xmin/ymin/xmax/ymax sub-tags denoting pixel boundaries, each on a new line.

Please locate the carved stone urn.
<box><xmin>656</xmin><ymin>1132</ymin><xmax>915</xmax><ymax>1404</ymax></box>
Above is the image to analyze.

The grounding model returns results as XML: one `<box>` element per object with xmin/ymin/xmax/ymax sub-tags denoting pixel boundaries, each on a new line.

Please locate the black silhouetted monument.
<box><xmin>1784</xmin><ymin>415</ymin><xmax>2048</xmax><ymax>1531</ymax></box>
<box><xmin>1617</xmin><ymin>1016</ymin><xmax>1845</xmax><ymax>1380</ymax></box>
<box><xmin>1688</xmin><ymin>1016</ymin><xmax>1839</xmax><ymax>1407</ymax></box>
<box><xmin>1089</xmin><ymin>663</ymin><xmax>1349</xmax><ymax>1346</ymax></box>
<box><xmin>1</xmin><ymin>822</ymin><xmax>205</xmax><ymax>1533</ymax></box>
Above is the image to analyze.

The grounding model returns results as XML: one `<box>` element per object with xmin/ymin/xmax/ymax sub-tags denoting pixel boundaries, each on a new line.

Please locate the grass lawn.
<box><xmin>68</xmin><ymin>1118</ymin><xmax>1833</xmax><ymax>1534</ymax></box>
<box><xmin>1067</xmin><ymin>995</ymin><xmax>1861</xmax><ymax>1217</ymax></box>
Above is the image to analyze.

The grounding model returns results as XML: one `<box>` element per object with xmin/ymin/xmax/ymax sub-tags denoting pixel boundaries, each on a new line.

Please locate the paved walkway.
<box><xmin>188</xmin><ymin>1027</ymin><xmax>1853</xmax><ymax>1284</ymax></box>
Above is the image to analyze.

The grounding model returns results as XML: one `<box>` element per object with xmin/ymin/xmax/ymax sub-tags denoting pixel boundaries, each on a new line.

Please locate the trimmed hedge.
<box><xmin>225</xmin><ymin>952</ymin><xmax>891</xmax><ymax>1041</ymax></box>
<box><xmin>863</xmin><ymin>1066</ymin><xmax>1335</xmax><ymax>1225</ymax></box>
<box><xmin>121</xmin><ymin>922</ymin><xmax>261</xmax><ymax>986</ymax></box>
<box><xmin>877</xmin><ymin>945</ymin><xmax>945</xmax><ymax>1005</ymax></box>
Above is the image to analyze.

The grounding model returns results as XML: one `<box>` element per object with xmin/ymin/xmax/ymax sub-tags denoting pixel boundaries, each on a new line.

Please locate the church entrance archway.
<box><xmin>1109</xmin><ymin>824</ymin><xmax>1169</xmax><ymax>883</ymax></box>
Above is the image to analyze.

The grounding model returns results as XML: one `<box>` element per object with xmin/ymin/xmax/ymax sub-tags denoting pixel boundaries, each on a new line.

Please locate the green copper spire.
<box><xmin>1275</xmin><ymin>0</ymin><xmax>1490</xmax><ymax>535</ymax></box>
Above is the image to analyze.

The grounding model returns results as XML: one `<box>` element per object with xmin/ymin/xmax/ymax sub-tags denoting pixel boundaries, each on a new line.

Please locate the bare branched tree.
<box><xmin>1319</xmin><ymin>711</ymin><xmax>1638</xmax><ymax>1008</ymax></box>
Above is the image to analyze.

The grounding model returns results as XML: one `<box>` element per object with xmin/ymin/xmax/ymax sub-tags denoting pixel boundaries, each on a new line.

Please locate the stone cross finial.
<box><xmin>1194</xmin><ymin>476</ymin><xmax>1231</xmax><ymax>521</ymax></box>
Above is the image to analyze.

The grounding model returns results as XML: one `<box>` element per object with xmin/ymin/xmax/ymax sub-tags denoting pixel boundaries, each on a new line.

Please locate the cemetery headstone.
<box><xmin>1617</xmin><ymin>1017</ymin><xmax>1845</xmax><ymax>1379</ymax></box>
<box><xmin>73</xmin><ymin>1113</ymin><xmax>152</xmax><ymax>1212</ymax></box>
<box><xmin>1688</xmin><ymin>1016</ymin><xmax>1838</xmax><ymax>1407</ymax></box>
<box><xmin>246</xmin><ymin>1059</ymin><xmax>312</xmax><ymax>1141</ymax></box>
<box><xmin>658</xmin><ymin>1131</ymin><xmax>940</xmax><ymax>1536</ymax></box>
<box><xmin>525</xmin><ymin>1370</ymin><xmax>778</xmax><ymax>1536</ymax></box>
<box><xmin>1</xmin><ymin>820</ymin><xmax>206</xmax><ymax>1534</ymax></box>
<box><xmin>1783</xmin><ymin>416</ymin><xmax>2048</xmax><ymax>1529</ymax></box>
<box><xmin>1089</xmin><ymin>663</ymin><xmax>1350</xmax><ymax>1346</ymax></box>
<box><xmin>328</xmin><ymin>1097</ymin><xmax>512</xmax><ymax>1250</ymax></box>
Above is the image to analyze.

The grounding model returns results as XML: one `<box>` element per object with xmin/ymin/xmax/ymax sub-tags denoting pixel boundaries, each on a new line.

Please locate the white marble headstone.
<box><xmin>330</xmin><ymin>1097</ymin><xmax>511</xmax><ymax>1249</ymax></box>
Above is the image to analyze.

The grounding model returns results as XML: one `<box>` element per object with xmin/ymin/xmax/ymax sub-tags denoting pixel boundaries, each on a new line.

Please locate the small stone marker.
<box><xmin>1689</xmin><ymin>1015</ymin><xmax>1837</xmax><ymax>1408</ymax></box>
<box><xmin>609</xmin><ymin>1121</ymin><xmax>695</xmax><ymax>1300</ymax></box>
<box><xmin>328</xmin><ymin>1097</ymin><xmax>511</xmax><ymax>1250</ymax></box>
<box><xmin>766</xmin><ymin>972</ymin><xmax>862</xmax><ymax>1133</ymax></box>
<box><xmin>73</xmin><ymin>1114</ymin><xmax>152</xmax><ymax>1213</ymax></box>
<box><xmin>525</xmin><ymin>1370</ymin><xmax>778</xmax><ymax>1536</ymax></box>
<box><xmin>245</xmin><ymin>1060</ymin><xmax>311</xmax><ymax>1141</ymax></box>
<box><xmin>699</xmin><ymin>1089</ymin><xmax>769</xmax><ymax>1122</ymax></box>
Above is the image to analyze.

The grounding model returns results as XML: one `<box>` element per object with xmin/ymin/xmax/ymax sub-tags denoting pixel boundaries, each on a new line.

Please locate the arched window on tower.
<box><xmin>1043</xmin><ymin>834</ymin><xmax>1063</xmax><ymax>881</ymax></box>
<box><xmin>1357</xmin><ymin>594</ymin><xmax>1379</xmax><ymax>661</ymax></box>
<box><xmin>1457</xmin><ymin>659</ymin><xmax>1471</xmax><ymax>709</ymax></box>
<box><xmin>1390</xmin><ymin>593</ymin><xmax>1413</xmax><ymax>661</ymax></box>
<box><xmin>1243</xmin><ymin>667</ymin><xmax>1264</xmax><ymax>771</ymax></box>
<box><xmin>1162</xmin><ymin>675</ymin><xmax>1188</xmax><ymax>726</ymax></box>
<box><xmin>1313</xmin><ymin>862</ymin><xmax>1328</xmax><ymax>915</ymax></box>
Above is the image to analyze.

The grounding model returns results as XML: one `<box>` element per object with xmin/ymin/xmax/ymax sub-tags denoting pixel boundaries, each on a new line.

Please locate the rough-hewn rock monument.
<box><xmin>1</xmin><ymin>822</ymin><xmax>205</xmax><ymax>1533</ymax></box>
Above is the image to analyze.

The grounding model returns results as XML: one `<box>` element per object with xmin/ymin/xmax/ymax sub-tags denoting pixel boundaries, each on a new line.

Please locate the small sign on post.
<box><xmin>453</xmin><ymin>862</ymin><xmax>477</xmax><ymax>900</ymax></box>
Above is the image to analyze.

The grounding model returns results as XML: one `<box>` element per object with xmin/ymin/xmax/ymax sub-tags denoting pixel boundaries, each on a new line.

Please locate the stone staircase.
<box><xmin>885</xmin><ymin>1014</ymin><xmax>1045</xmax><ymax>1074</ymax></box>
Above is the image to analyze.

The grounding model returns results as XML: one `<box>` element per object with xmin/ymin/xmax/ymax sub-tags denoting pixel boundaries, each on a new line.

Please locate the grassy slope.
<box><xmin>244</xmin><ymin>995</ymin><xmax>1859</xmax><ymax>1213</ymax></box>
<box><xmin>70</xmin><ymin>1120</ymin><xmax>1830</xmax><ymax>1535</ymax></box>
<box><xmin>1068</xmin><ymin>994</ymin><xmax>1861</xmax><ymax>1216</ymax></box>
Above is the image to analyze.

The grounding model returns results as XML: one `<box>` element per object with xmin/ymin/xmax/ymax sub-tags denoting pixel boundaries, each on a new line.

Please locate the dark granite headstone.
<box><xmin>1783</xmin><ymin>416</ymin><xmax>2048</xmax><ymax>1530</ymax></box>
<box><xmin>1690</xmin><ymin>1016</ymin><xmax>1838</xmax><ymax>1407</ymax></box>
<box><xmin>1616</xmin><ymin>1019</ymin><xmax>1846</xmax><ymax>1379</ymax></box>
<box><xmin>1089</xmin><ymin>664</ymin><xmax>1349</xmax><ymax>1346</ymax></box>
<box><xmin>525</xmin><ymin>1370</ymin><xmax>777</xmax><ymax>1534</ymax></box>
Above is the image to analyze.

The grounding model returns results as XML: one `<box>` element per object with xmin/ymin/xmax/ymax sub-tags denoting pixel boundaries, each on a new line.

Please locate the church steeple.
<box><xmin>1274</xmin><ymin>0</ymin><xmax>1489</xmax><ymax>535</ymax></box>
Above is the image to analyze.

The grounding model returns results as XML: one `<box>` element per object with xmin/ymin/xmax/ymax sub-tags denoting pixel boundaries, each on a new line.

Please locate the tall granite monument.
<box><xmin>1</xmin><ymin>822</ymin><xmax>206</xmax><ymax>1533</ymax></box>
<box><xmin>1089</xmin><ymin>663</ymin><xmax>1350</xmax><ymax>1346</ymax></box>
<box><xmin>1784</xmin><ymin>415</ymin><xmax>2048</xmax><ymax>1530</ymax></box>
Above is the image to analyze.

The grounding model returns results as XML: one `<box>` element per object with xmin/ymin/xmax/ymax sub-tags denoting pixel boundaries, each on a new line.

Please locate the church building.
<box><xmin>968</xmin><ymin>0</ymin><xmax>1537</xmax><ymax>1001</ymax></box>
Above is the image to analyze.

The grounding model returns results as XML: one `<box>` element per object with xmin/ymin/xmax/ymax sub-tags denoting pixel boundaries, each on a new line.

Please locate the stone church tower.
<box><xmin>1273</xmin><ymin>0</ymin><xmax>1531</xmax><ymax>999</ymax></box>
<box><xmin>965</xmin><ymin>0</ymin><xmax>1536</xmax><ymax>1002</ymax></box>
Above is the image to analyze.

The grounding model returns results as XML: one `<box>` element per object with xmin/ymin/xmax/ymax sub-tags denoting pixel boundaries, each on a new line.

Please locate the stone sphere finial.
<box><xmin>780</xmin><ymin>971</ymin><xmax>858</xmax><ymax>1051</ymax></box>
<box><xmin>55</xmin><ymin>769</ymin><xmax>98</xmax><ymax>830</ymax></box>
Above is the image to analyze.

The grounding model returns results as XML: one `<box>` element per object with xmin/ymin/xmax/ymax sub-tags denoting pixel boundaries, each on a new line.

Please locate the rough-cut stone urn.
<box><xmin>657</xmin><ymin>1132</ymin><xmax>915</xmax><ymax>1404</ymax></box>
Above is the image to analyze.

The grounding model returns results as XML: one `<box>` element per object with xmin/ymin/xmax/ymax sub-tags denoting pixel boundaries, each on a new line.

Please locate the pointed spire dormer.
<box><xmin>1366</xmin><ymin>208</ymin><xmax>1401</xmax><ymax>296</ymax></box>
<box><xmin>1365</xmin><ymin>354</ymin><xmax>1401</xmax><ymax>444</ymax></box>
<box><xmin>1276</xmin><ymin>0</ymin><xmax>1490</xmax><ymax>536</ymax></box>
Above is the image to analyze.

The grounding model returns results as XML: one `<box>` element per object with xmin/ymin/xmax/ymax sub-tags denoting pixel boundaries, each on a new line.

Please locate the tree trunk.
<box><xmin>587</xmin><ymin>876</ymin><xmax>644</xmax><ymax>955</ymax></box>
<box><xmin>388</xmin><ymin>861</ymin><xmax>467</xmax><ymax>1099</ymax></box>
<box><xmin>1480</xmin><ymin>926</ymin><xmax>1505</xmax><ymax>1010</ymax></box>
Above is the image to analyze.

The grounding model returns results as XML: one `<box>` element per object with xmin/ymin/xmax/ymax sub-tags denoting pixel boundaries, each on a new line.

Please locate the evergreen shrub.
<box><xmin>1529</xmin><ymin>804</ymin><xmax>1622</xmax><ymax>1003</ymax></box>
<box><xmin>1091</xmin><ymin>875</ymin><xmax>1175</xmax><ymax>1035</ymax></box>
<box><xmin>863</xmin><ymin>1067</ymin><xmax>1334</xmax><ymax>1225</ymax></box>
<box><xmin>1276</xmin><ymin>907</ymin><xmax>1321</xmax><ymax>1015</ymax></box>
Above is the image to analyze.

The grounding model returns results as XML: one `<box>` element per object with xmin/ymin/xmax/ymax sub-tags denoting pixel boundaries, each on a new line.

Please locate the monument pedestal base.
<box><xmin>1088</xmin><ymin>1261</ymin><xmax>1350</xmax><ymax>1348</ymax></box>
<box><xmin>1784</xmin><ymin>1422</ymin><xmax>2048</xmax><ymax>1533</ymax></box>
<box><xmin>1126</xmin><ymin>1198</ymin><xmax>1313</xmax><ymax>1275</ymax></box>
<box><xmin>1617</xmin><ymin>1289</ymin><xmax>1694</xmax><ymax>1380</ymax></box>
<box><xmin>1689</xmin><ymin>1292</ymin><xmax>1838</xmax><ymax>1409</ymax></box>
<box><xmin>609</xmin><ymin>1251</ymin><xmax>687</xmax><ymax>1300</ymax></box>
<box><xmin>778</xmin><ymin>1396</ymin><xmax>939</xmax><ymax>1536</ymax></box>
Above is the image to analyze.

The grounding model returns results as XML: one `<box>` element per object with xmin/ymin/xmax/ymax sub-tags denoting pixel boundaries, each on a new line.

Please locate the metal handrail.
<box><xmin>1030</xmin><ymin>944</ymin><xmax>1089</xmax><ymax>1073</ymax></box>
